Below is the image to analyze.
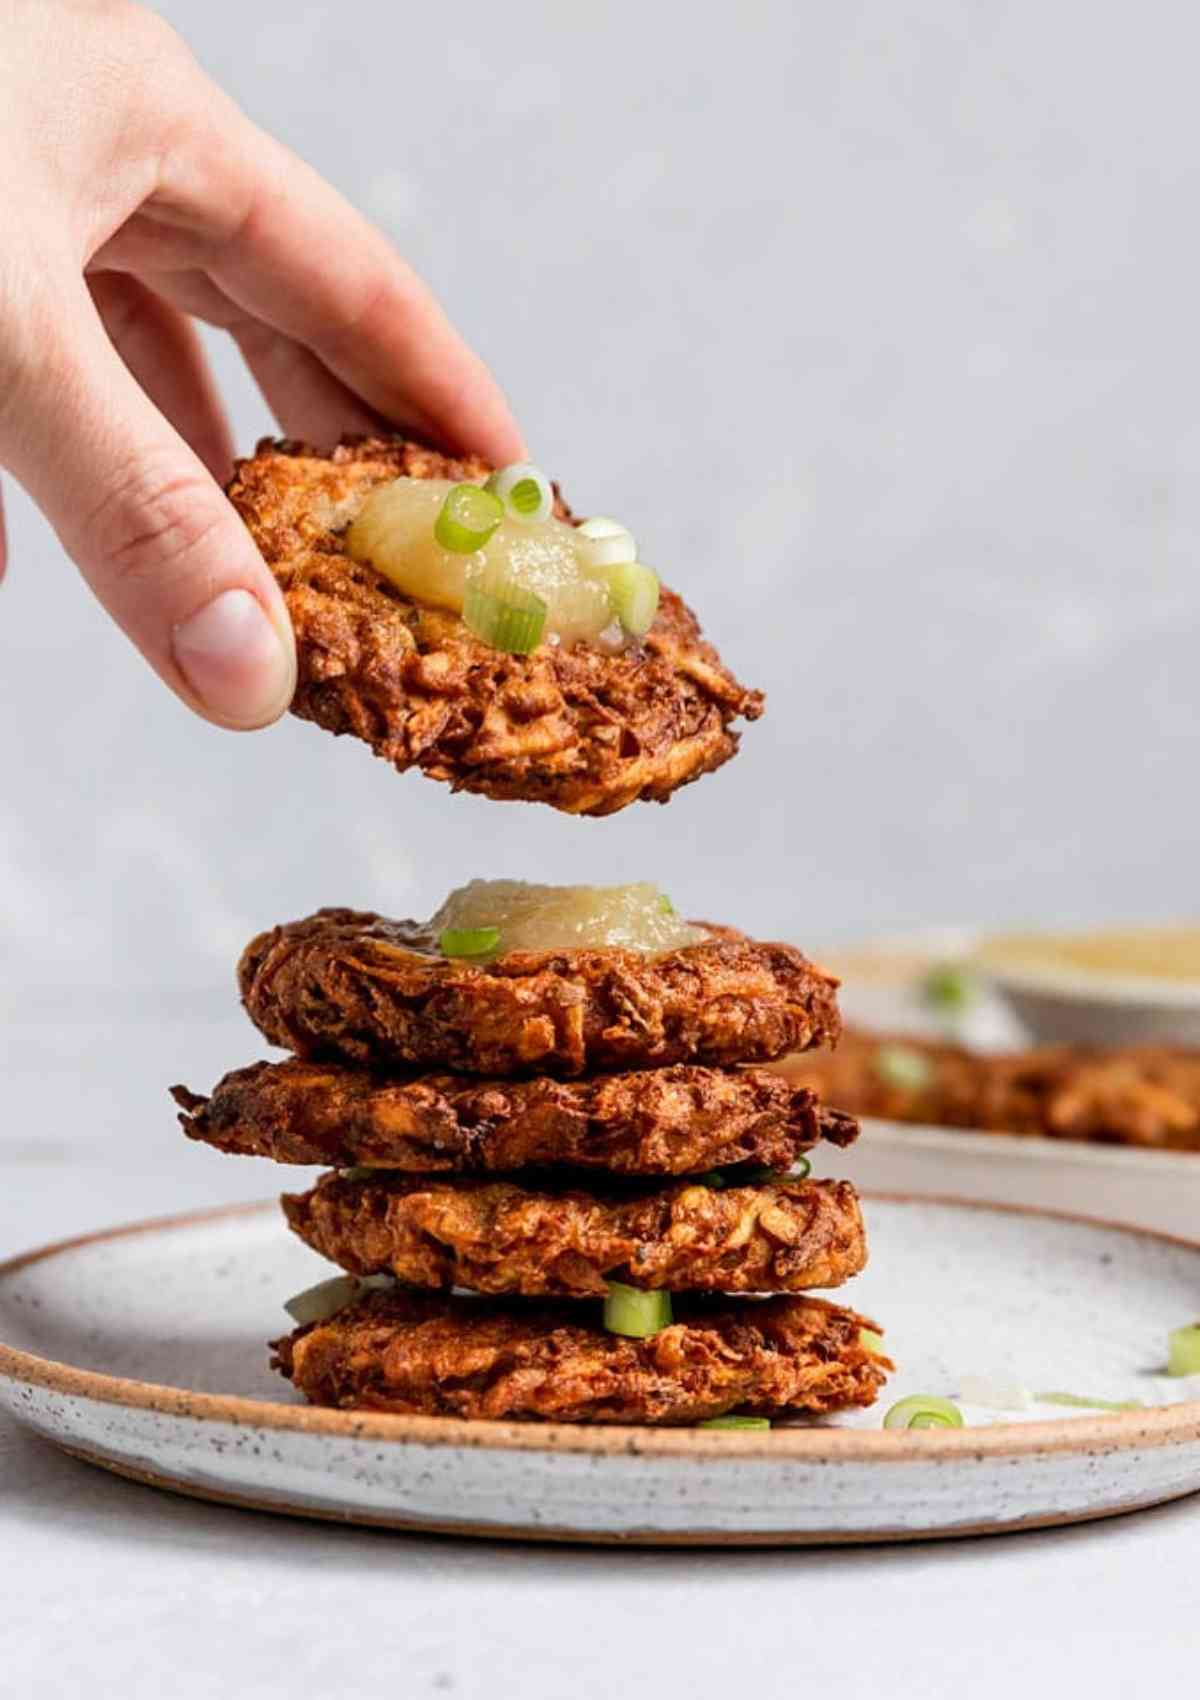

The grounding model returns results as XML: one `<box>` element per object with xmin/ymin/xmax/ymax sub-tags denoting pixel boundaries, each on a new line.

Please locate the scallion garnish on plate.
<box><xmin>883</xmin><ymin>1394</ymin><xmax>964</xmax><ymax>1431</ymax></box>
<box><xmin>1167</xmin><ymin>1323</ymin><xmax>1200</xmax><ymax>1377</ymax></box>
<box><xmin>283</xmin><ymin>1273</ymin><xmax>392</xmax><ymax>1327</ymax></box>
<box><xmin>1037</xmin><ymin>1391</ymin><xmax>1145</xmax><ymax>1412</ymax></box>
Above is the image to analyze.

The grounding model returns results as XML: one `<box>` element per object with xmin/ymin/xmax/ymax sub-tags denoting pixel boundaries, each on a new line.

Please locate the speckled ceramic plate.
<box><xmin>1</xmin><ymin>1196</ymin><xmax>1198</xmax><ymax>1545</ymax></box>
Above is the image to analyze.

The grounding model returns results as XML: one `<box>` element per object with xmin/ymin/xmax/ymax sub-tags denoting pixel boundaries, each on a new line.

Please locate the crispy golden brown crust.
<box><xmin>172</xmin><ymin>1057</ymin><xmax>859</xmax><ymax>1175</ymax></box>
<box><xmin>226</xmin><ymin>436</ymin><xmax>763</xmax><ymax>817</ymax></box>
<box><xmin>780</xmin><ymin>1030</ymin><xmax>1200</xmax><ymax>1151</ymax></box>
<box><xmin>281</xmin><ymin>1171</ymin><xmax>867</xmax><ymax>1297</ymax></box>
<box><xmin>238</xmin><ymin>908</ymin><xmax>841</xmax><ymax>1077</ymax></box>
<box><xmin>271</xmin><ymin>1288</ymin><xmax>890</xmax><ymax>1423</ymax></box>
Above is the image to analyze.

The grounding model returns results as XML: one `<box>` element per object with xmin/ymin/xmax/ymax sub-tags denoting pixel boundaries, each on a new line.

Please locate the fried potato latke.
<box><xmin>226</xmin><ymin>436</ymin><xmax>763</xmax><ymax>816</ymax></box>
<box><xmin>238</xmin><ymin>908</ymin><xmax>841</xmax><ymax>1077</ymax></box>
<box><xmin>782</xmin><ymin>1030</ymin><xmax>1200</xmax><ymax>1151</ymax></box>
<box><xmin>272</xmin><ymin>1288</ymin><xmax>890</xmax><ymax>1423</ymax></box>
<box><xmin>282</xmin><ymin>1171</ymin><xmax>867</xmax><ymax>1297</ymax></box>
<box><xmin>172</xmin><ymin>1057</ymin><xmax>858</xmax><ymax>1175</ymax></box>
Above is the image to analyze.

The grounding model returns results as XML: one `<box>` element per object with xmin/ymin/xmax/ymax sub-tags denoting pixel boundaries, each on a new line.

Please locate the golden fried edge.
<box><xmin>271</xmin><ymin>1288</ymin><xmax>892</xmax><ymax>1424</ymax></box>
<box><xmin>280</xmin><ymin>1171</ymin><xmax>869</xmax><ymax>1297</ymax></box>
<box><xmin>237</xmin><ymin>907</ymin><xmax>843</xmax><ymax>1077</ymax></box>
<box><xmin>170</xmin><ymin>1057</ymin><xmax>859</xmax><ymax>1173</ymax></box>
<box><xmin>226</xmin><ymin>436</ymin><xmax>764</xmax><ymax>816</ymax></box>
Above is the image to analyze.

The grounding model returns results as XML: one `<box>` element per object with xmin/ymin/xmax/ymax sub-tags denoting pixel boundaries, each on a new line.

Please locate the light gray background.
<box><xmin>4</xmin><ymin>0</ymin><xmax>1200</xmax><ymax>1001</ymax></box>
<box><xmin>4</xmin><ymin>11</ymin><xmax>1200</xmax><ymax>1691</ymax></box>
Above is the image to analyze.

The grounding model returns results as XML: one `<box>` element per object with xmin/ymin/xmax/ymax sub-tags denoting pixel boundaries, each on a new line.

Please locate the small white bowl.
<box><xmin>974</xmin><ymin>927</ymin><xmax>1200</xmax><ymax>1047</ymax></box>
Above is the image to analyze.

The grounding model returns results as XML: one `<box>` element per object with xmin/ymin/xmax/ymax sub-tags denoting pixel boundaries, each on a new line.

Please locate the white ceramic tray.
<box><xmin>1</xmin><ymin>1196</ymin><xmax>1197</xmax><ymax>1545</ymax></box>
<box><xmin>809</xmin><ymin>1122</ymin><xmax>1200</xmax><ymax>1237</ymax></box>
<box><xmin>814</xmin><ymin>937</ymin><xmax>1200</xmax><ymax>1235</ymax></box>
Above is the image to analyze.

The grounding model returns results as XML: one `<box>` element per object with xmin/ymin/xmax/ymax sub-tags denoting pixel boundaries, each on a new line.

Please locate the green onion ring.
<box><xmin>438</xmin><ymin>925</ymin><xmax>501</xmax><ymax>959</ymax></box>
<box><xmin>462</xmin><ymin>569</ymin><xmax>547</xmax><ymax>654</ymax></box>
<box><xmin>283</xmin><ymin>1272</ymin><xmax>392</xmax><ymax>1326</ymax></box>
<box><xmin>603</xmin><ymin>1282</ymin><xmax>672</xmax><ymax>1339</ymax></box>
<box><xmin>882</xmin><ymin>1394</ymin><xmax>964</xmax><ymax>1431</ymax></box>
<box><xmin>1167</xmin><ymin>1323</ymin><xmax>1200</xmax><ymax>1377</ymax></box>
<box><xmin>921</xmin><ymin>962</ymin><xmax>976</xmax><ymax>1016</ymax></box>
<box><xmin>738</xmin><ymin>1159</ymin><xmax>809</xmax><ymax>1185</ymax></box>
<box><xmin>697</xmin><ymin>1416</ymin><xmax>771</xmax><ymax>1430</ymax></box>
<box><xmin>485</xmin><ymin>462</ymin><xmax>554</xmax><ymax>523</ymax></box>
<box><xmin>434</xmin><ymin>483</ymin><xmax>504</xmax><ymax>553</ymax></box>
<box><xmin>738</xmin><ymin>1165</ymin><xmax>781</xmax><ymax>1185</ymax></box>
<box><xmin>593</xmin><ymin>560</ymin><xmax>660</xmax><ymax>638</ymax></box>
<box><xmin>578</xmin><ymin>516</ymin><xmax>638</xmax><ymax>570</ymax></box>
<box><xmin>872</xmin><ymin>1044</ymin><xmax>934</xmax><ymax>1091</ymax></box>
<box><xmin>578</xmin><ymin>514</ymin><xmax>635</xmax><ymax>544</ymax></box>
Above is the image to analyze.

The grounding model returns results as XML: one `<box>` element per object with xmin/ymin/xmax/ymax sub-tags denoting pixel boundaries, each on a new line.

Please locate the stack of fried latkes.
<box><xmin>173</xmin><ymin>887</ymin><xmax>892</xmax><ymax>1427</ymax></box>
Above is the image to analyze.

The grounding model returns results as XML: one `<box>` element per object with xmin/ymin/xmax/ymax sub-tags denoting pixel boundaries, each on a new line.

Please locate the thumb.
<box><xmin>0</xmin><ymin>287</ymin><xmax>295</xmax><ymax>730</ymax></box>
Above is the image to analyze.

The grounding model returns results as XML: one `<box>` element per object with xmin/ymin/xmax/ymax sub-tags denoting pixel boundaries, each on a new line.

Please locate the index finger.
<box><xmin>147</xmin><ymin>90</ymin><xmax>526</xmax><ymax>465</ymax></box>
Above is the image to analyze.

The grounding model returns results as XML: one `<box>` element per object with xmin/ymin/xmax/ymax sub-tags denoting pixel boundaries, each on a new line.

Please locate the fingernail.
<box><xmin>173</xmin><ymin>589</ymin><xmax>295</xmax><ymax>729</ymax></box>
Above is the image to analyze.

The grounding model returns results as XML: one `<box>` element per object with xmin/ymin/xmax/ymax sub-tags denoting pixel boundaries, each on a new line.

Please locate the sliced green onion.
<box><xmin>462</xmin><ymin>567</ymin><xmax>547</xmax><ymax>654</ymax></box>
<box><xmin>578</xmin><ymin>516</ymin><xmax>638</xmax><ymax>570</ymax></box>
<box><xmin>883</xmin><ymin>1394</ymin><xmax>964</xmax><ymax>1431</ymax></box>
<box><xmin>438</xmin><ymin>925</ymin><xmax>501</xmax><ymax>959</ymax></box>
<box><xmin>697</xmin><ymin>1415</ymin><xmax>771</xmax><ymax>1430</ymax></box>
<box><xmin>1037</xmin><ymin>1390</ymin><xmax>1146</xmax><ymax>1412</ymax></box>
<box><xmin>1167</xmin><ymin>1323</ymin><xmax>1200</xmax><ymax>1377</ymax></box>
<box><xmin>579</xmin><ymin>514</ymin><xmax>636</xmax><ymax>543</ymax></box>
<box><xmin>872</xmin><ymin>1044</ymin><xmax>934</xmax><ymax>1091</ymax></box>
<box><xmin>593</xmin><ymin>561</ymin><xmax>660</xmax><ymax>638</ymax></box>
<box><xmin>485</xmin><ymin>462</ymin><xmax>553</xmax><ymax>523</ymax></box>
<box><xmin>603</xmin><ymin>1282</ymin><xmax>672</xmax><ymax>1339</ymax></box>
<box><xmin>701</xmin><ymin>1156</ymin><xmax>810</xmax><ymax>1189</ymax></box>
<box><xmin>738</xmin><ymin>1157</ymin><xmax>809</xmax><ymax>1185</ymax></box>
<box><xmin>285</xmin><ymin>1275</ymin><xmax>361</xmax><ymax>1326</ymax></box>
<box><xmin>435</xmin><ymin>483</ymin><xmax>504</xmax><ymax>553</ymax></box>
<box><xmin>339</xmin><ymin>1166</ymin><xmax>377</xmax><ymax>1182</ymax></box>
<box><xmin>858</xmin><ymin>1328</ymin><xmax>886</xmax><ymax>1356</ymax></box>
<box><xmin>921</xmin><ymin>962</ymin><xmax>976</xmax><ymax>1016</ymax></box>
<box><xmin>284</xmin><ymin>1272</ymin><xmax>392</xmax><ymax>1326</ymax></box>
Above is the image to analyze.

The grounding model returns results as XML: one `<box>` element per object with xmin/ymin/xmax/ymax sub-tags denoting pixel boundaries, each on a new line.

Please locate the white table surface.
<box><xmin>2</xmin><ymin>1005</ymin><xmax>1196</xmax><ymax>1698</ymax></box>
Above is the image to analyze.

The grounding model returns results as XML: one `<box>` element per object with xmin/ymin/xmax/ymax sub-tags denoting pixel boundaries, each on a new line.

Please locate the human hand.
<box><xmin>0</xmin><ymin>0</ymin><xmax>525</xmax><ymax>728</ymax></box>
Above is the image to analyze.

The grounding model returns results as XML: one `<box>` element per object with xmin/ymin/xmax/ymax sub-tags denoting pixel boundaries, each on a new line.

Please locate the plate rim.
<box><xmin>1</xmin><ymin>1193</ymin><xmax>1198</xmax><ymax>1463</ymax></box>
